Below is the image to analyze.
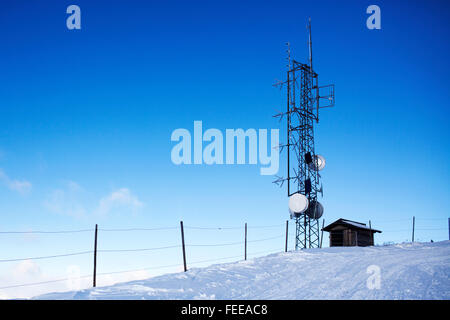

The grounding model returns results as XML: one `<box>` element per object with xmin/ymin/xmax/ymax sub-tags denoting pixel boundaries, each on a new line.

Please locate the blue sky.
<box><xmin>0</xmin><ymin>0</ymin><xmax>449</xmax><ymax>298</ymax></box>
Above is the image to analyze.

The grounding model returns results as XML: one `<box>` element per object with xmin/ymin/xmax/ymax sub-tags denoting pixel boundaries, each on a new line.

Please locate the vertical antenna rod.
<box><xmin>308</xmin><ymin>17</ymin><xmax>313</xmax><ymax>72</ymax></box>
<box><xmin>308</xmin><ymin>18</ymin><xmax>320</xmax><ymax>122</ymax></box>
<box><xmin>286</xmin><ymin>42</ymin><xmax>291</xmax><ymax>196</ymax></box>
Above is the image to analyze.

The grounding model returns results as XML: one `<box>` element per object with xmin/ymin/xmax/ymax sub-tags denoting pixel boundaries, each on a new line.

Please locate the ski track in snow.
<box><xmin>36</xmin><ymin>241</ymin><xmax>450</xmax><ymax>300</ymax></box>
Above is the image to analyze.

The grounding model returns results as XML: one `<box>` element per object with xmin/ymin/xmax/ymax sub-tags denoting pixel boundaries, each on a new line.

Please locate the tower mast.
<box><xmin>273</xmin><ymin>19</ymin><xmax>335</xmax><ymax>249</ymax></box>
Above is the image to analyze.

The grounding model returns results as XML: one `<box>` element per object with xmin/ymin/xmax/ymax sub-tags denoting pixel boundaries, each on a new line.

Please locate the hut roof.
<box><xmin>322</xmin><ymin>218</ymin><xmax>382</xmax><ymax>233</ymax></box>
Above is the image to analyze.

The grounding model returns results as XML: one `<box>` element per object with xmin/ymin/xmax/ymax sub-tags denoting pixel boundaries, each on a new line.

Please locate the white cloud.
<box><xmin>44</xmin><ymin>181</ymin><xmax>87</xmax><ymax>219</ymax></box>
<box><xmin>44</xmin><ymin>183</ymin><xmax>144</xmax><ymax>219</ymax></box>
<box><xmin>0</xmin><ymin>260</ymin><xmax>80</xmax><ymax>299</ymax></box>
<box><xmin>12</xmin><ymin>260</ymin><xmax>42</xmax><ymax>278</ymax></box>
<box><xmin>96</xmin><ymin>188</ymin><xmax>144</xmax><ymax>216</ymax></box>
<box><xmin>67</xmin><ymin>180</ymin><xmax>83</xmax><ymax>192</ymax></box>
<box><xmin>0</xmin><ymin>169</ymin><xmax>32</xmax><ymax>194</ymax></box>
<box><xmin>0</xmin><ymin>260</ymin><xmax>48</xmax><ymax>299</ymax></box>
<box><xmin>9</xmin><ymin>180</ymin><xmax>32</xmax><ymax>193</ymax></box>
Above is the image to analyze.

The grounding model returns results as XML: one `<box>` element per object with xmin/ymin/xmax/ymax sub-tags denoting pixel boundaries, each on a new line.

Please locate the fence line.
<box><xmin>0</xmin><ymin>249</ymin><xmax>283</xmax><ymax>290</ymax></box>
<box><xmin>186</xmin><ymin>241</ymin><xmax>243</xmax><ymax>248</ymax></box>
<box><xmin>98</xmin><ymin>245</ymin><xmax>180</xmax><ymax>253</ymax></box>
<box><xmin>184</xmin><ymin>226</ymin><xmax>242</xmax><ymax>230</ymax></box>
<box><xmin>382</xmin><ymin>228</ymin><xmax>448</xmax><ymax>233</ymax></box>
<box><xmin>99</xmin><ymin>226</ymin><xmax>179</xmax><ymax>232</ymax></box>
<box><xmin>0</xmin><ymin>250</ymin><xmax>93</xmax><ymax>263</ymax></box>
<box><xmin>0</xmin><ymin>229</ymin><xmax>93</xmax><ymax>234</ymax></box>
<box><xmin>1</xmin><ymin>219</ymin><xmax>447</xmax><ymax>235</ymax></box>
<box><xmin>0</xmin><ymin>223</ymin><xmax>287</xmax><ymax>234</ymax></box>
<box><xmin>0</xmin><ymin>234</ymin><xmax>286</xmax><ymax>263</ymax></box>
<box><xmin>0</xmin><ymin>217</ymin><xmax>448</xmax><ymax>292</ymax></box>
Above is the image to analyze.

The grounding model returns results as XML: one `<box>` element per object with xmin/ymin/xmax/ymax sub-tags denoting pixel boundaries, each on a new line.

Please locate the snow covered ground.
<box><xmin>36</xmin><ymin>241</ymin><xmax>450</xmax><ymax>300</ymax></box>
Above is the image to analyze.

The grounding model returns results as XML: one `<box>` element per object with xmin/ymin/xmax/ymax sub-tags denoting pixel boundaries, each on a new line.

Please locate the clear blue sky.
<box><xmin>0</xmin><ymin>0</ymin><xmax>449</xmax><ymax>298</ymax></box>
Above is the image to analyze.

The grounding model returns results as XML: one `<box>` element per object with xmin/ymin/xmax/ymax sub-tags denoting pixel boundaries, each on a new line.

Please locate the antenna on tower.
<box><xmin>286</xmin><ymin>42</ymin><xmax>291</xmax><ymax>69</ymax></box>
<box><xmin>308</xmin><ymin>17</ymin><xmax>313</xmax><ymax>72</ymax></box>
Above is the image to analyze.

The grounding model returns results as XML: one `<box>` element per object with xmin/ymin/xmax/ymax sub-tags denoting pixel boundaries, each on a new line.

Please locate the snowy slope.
<box><xmin>36</xmin><ymin>241</ymin><xmax>450</xmax><ymax>300</ymax></box>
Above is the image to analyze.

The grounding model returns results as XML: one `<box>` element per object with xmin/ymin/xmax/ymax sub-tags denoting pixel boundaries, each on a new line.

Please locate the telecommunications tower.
<box><xmin>274</xmin><ymin>19</ymin><xmax>335</xmax><ymax>249</ymax></box>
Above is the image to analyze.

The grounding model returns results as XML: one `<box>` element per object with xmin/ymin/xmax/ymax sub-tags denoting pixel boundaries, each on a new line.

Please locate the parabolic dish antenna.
<box><xmin>305</xmin><ymin>200</ymin><xmax>324</xmax><ymax>219</ymax></box>
<box><xmin>288</xmin><ymin>193</ymin><xmax>309</xmax><ymax>215</ymax></box>
<box><xmin>309</xmin><ymin>154</ymin><xmax>326</xmax><ymax>171</ymax></box>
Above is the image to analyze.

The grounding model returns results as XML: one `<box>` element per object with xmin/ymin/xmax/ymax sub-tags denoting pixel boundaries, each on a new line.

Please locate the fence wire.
<box><xmin>0</xmin><ymin>218</ymin><xmax>447</xmax><ymax>292</ymax></box>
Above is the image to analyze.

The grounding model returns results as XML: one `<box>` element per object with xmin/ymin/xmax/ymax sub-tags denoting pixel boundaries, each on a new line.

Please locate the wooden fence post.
<box><xmin>93</xmin><ymin>224</ymin><xmax>98</xmax><ymax>287</ymax></box>
<box><xmin>180</xmin><ymin>221</ymin><xmax>187</xmax><ymax>272</ymax></box>
<box><xmin>244</xmin><ymin>223</ymin><xmax>247</xmax><ymax>260</ymax></box>
<box><xmin>320</xmin><ymin>219</ymin><xmax>325</xmax><ymax>248</ymax></box>
<box><xmin>285</xmin><ymin>220</ymin><xmax>288</xmax><ymax>252</ymax></box>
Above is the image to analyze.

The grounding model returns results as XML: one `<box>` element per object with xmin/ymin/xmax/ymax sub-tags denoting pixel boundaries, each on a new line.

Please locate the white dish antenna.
<box><xmin>305</xmin><ymin>200</ymin><xmax>324</xmax><ymax>219</ymax></box>
<box><xmin>315</xmin><ymin>155</ymin><xmax>325</xmax><ymax>170</ymax></box>
<box><xmin>288</xmin><ymin>193</ymin><xmax>309</xmax><ymax>215</ymax></box>
<box><xmin>309</xmin><ymin>154</ymin><xmax>326</xmax><ymax>171</ymax></box>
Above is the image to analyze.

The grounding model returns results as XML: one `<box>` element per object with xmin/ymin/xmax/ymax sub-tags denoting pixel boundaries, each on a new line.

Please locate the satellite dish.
<box><xmin>288</xmin><ymin>193</ymin><xmax>309</xmax><ymax>216</ymax></box>
<box><xmin>305</xmin><ymin>200</ymin><xmax>324</xmax><ymax>220</ymax></box>
<box><xmin>308</xmin><ymin>154</ymin><xmax>326</xmax><ymax>171</ymax></box>
<box><xmin>315</xmin><ymin>155</ymin><xmax>326</xmax><ymax>170</ymax></box>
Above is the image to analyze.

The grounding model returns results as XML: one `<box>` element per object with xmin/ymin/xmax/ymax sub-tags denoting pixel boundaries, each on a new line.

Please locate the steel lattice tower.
<box><xmin>274</xmin><ymin>19</ymin><xmax>334</xmax><ymax>249</ymax></box>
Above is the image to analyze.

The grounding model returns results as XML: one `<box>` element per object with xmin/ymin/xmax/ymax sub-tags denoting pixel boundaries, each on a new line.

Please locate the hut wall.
<box><xmin>330</xmin><ymin>230</ymin><xmax>343</xmax><ymax>246</ymax></box>
<box><xmin>330</xmin><ymin>229</ymin><xmax>374</xmax><ymax>247</ymax></box>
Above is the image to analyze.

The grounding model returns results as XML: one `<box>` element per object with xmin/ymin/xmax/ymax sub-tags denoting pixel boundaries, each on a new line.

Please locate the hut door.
<box><xmin>344</xmin><ymin>230</ymin><xmax>358</xmax><ymax>246</ymax></box>
<box><xmin>343</xmin><ymin>230</ymin><xmax>351</xmax><ymax>246</ymax></box>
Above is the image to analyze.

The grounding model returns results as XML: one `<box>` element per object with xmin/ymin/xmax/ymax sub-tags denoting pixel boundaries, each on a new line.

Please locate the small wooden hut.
<box><xmin>322</xmin><ymin>218</ymin><xmax>381</xmax><ymax>247</ymax></box>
